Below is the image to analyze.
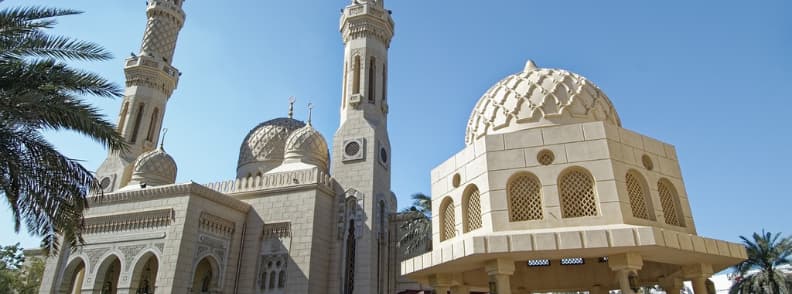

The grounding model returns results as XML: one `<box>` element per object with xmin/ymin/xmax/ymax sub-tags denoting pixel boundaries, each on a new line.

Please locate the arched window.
<box><xmin>626</xmin><ymin>170</ymin><xmax>653</xmax><ymax>220</ymax></box>
<box><xmin>658</xmin><ymin>179</ymin><xmax>684</xmax><ymax>226</ymax></box>
<box><xmin>382</xmin><ymin>63</ymin><xmax>387</xmax><ymax>102</ymax></box>
<box><xmin>558</xmin><ymin>168</ymin><xmax>598</xmax><ymax>218</ymax></box>
<box><xmin>368</xmin><ymin>57</ymin><xmax>376</xmax><ymax>103</ymax></box>
<box><xmin>278</xmin><ymin>270</ymin><xmax>286</xmax><ymax>288</ymax></box>
<box><xmin>462</xmin><ymin>185</ymin><xmax>482</xmax><ymax>233</ymax></box>
<box><xmin>118</xmin><ymin>101</ymin><xmax>129</xmax><ymax>132</ymax></box>
<box><xmin>342</xmin><ymin>62</ymin><xmax>348</xmax><ymax>107</ymax></box>
<box><xmin>344</xmin><ymin>219</ymin><xmax>356</xmax><ymax>294</ymax></box>
<box><xmin>439</xmin><ymin>197</ymin><xmax>455</xmax><ymax>241</ymax></box>
<box><xmin>352</xmin><ymin>56</ymin><xmax>361</xmax><ymax>95</ymax></box>
<box><xmin>130</xmin><ymin>103</ymin><xmax>145</xmax><ymax>143</ymax></box>
<box><xmin>269</xmin><ymin>271</ymin><xmax>276</xmax><ymax>289</ymax></box>
<box><xmin>146</xmin><ymin>107</ymin><xmax>160</xmax><ymax>142</ymax></box>
<box><xmin>508</xmin><ymin>173</ymin><xmax>543</xmax><ymax>221</ymax></box>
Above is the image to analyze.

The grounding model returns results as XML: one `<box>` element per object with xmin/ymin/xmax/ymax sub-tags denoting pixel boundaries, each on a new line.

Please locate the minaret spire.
<box><xmin>288</xmin><ymin>96</ymin><xmax>296</xmax><ymax>119</ymax></box>
<box><xmin>95</xmin><ymin>0</ymin><xmax>187</xmax><ymax>193</ymax></box>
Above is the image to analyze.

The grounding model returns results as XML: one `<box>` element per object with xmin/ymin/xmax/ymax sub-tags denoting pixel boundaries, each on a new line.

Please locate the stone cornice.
<box><xmin>204</xmin><ymin>167</ymin><xmax>336</xmax><ymax>198</ymax></box>
<box><xmin>199</xmin><ymin>212</ymin><xmax>236</xmax><ymax>237</ymax></box>
<box><xmin>83</xmin><ymin>208</ymin><xmax>174</xmax><ymax>234</ymax></box>
<box><xmin>124</xmin><ymin>56</ymin><xmax>180</xmax><ymax>97</ymax></box>
<box><xmin>89</xmin><ymin>182</ymin><xmax>251</xmax><ymax>213</ymax></box>
<box><xmin>340</xmin><ymin>4</ymin><xmax>394</xmax><ymax>46</ymax></box>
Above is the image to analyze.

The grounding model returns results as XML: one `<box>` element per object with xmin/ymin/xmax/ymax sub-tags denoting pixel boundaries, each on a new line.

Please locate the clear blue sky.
<box><xmin>2</xmin><ymin>0</ymin><xmax>790</xmax><ymax>249</ymax></box>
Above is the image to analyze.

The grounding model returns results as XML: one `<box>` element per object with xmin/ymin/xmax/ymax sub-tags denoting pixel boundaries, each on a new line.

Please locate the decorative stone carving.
<box><xmin>238</xmin><ymin>117</ymin><xmax>305</xmax><ymax>175</ymax></box>
<box><xmin>120</xmin><ymin>244</ymin><xmax>147</xmax><ymax>272</ymax></box>
<box><xmin>129</xmin><ymin>146</ymin><xmax>178</xmax><ymax>187</ymax></box>
<box><xmin>154</xmin><ymin>243</ymin><xmax>165</xmax><ymax>254</ymax></box>
<box><xmin>198</xmin><ymin>212</ymin><xmax>235</xmax><ymax>237</ymax></box>
<box><xmin>283</xmin><ymin>124</ymin><xmax>330</xmax><ymax>171</ymax></box>
<box><xmin>85</xmin><ymin>247</ymin><xmax>111</xmax><ymax>273</ymax></box>
<box><xmin>82</xmin><ymin>209</ymin><xmax>174</xmax><ymax>234</ymax></box>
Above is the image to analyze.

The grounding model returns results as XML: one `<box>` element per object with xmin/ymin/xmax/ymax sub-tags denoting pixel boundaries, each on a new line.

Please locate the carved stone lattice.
<box><xmin>559</xmin><ymin>169</ymin><xmax>598</xmax><ymax>218</ymax></box>
<box><xmin>626</xmin><ymin>172</ymin><xmax>651</xmax><ymax>220</ymax></box>
<box><xmin>537</xmin><ymin>149</ymin><xmax>555</xmax><ymax>166</ymax></box>
<box><xmin>83</xmin><ymin>209</ymin><xmax>173</xmax><ymax>234</ymax></box>
<box><xmin>440</xmin><ymin>199</ymin><xmax>455</xmax><ymax>241</ymax></box>
<box><xmin>141</xmin><ymin>10</ymin><xmax>181</xmax><ymax>62</ymax></box>
<box><xmin>658</xmin><ymin>180</ymin><xmax>682</xmax><ymax>226</ymax></box>
<box><xmin>464</xmin><ymin>187</ymin><xmax>482</xmax><ymax>233</ymax></box>
<box><xmin>263</xmin><ymin>222</ymin><xmax>291</xmax><ymax>239</ymax></box>
<box><xmin>508</xmin><ymin>174</ymin><xmax>543</xmax><ymax>221</ymax></box>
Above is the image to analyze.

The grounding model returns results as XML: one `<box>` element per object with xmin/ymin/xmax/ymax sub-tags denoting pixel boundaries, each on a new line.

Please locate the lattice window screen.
<box><xmin>464</xmin><ymin>187</ymin><xmax>482</xmax><ymax>232</ymax></box>
<box><xmin>658</xmin><ymin>180</ymin><xmax>682</xmax><ymax>226</ymax></box>
<box><xmin>626</xmin><ymin>172</ymin><xmax>651</xmax><ymax>220</ymax></box>
<box><xmin>559</xmin><ymin>169</ymin><xmax>598</xmax><ymax>218</ymax></box>
<box><xmin>440</xmin><ymin>199</ymin><xmax>455</xmax><ymax>241</ymax></box>
<box><xmin>508</xmin><ymin>174</ymin><xmax>543</xmax><ymax>221</ymax></box>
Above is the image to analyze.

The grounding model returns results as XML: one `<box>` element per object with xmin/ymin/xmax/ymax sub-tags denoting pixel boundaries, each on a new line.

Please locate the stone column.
<box><xmin>683</xmin><ymin>264</ymin><xmax>713</xmax><ymax>294</ymax></box>
<box><xmin>660</xmin><ymin>277</ymin><xmax>683</xmax><ymax>294</ymax></box>
<box><xmin>450</xmin><ymin>285</ymin><xmax>470</xmax><ymax>294</ymax></box>
<box><xmin>608</xmin><ymin>253</ymin><xmax>643</xmax><ymax>294</ymax></box>
<box><xmin>485</xmin><ymin>258</ymin><xmax>515</xmax><ymax>294</ymax></box>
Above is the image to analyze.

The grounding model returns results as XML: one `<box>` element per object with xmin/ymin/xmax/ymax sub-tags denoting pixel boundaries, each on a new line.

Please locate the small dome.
<box><xmin>238</xmin><ymin>117</ymin><xmax>305</xmax><ymax>177</ymax></box>
<box><xmin>282</xmin><ymin>124</ymin><xmax>330</xmax><ymax>171</ymax></box>
<box><xmin>465</xmin><ymin>60</ymin><xmax>621</xmax><ymax>145</ymax></box>
<box><xmin>129</xmin><ymin>146</ymin><xmax>177</xmax><ymax>187</ymax></box>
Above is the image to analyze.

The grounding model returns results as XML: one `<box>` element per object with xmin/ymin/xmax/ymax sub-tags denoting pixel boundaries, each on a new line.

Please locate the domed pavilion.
<box><xmin>400</xmin><ymin>61</ymin><xmax>746</xmax><ymax>294</ymax></box>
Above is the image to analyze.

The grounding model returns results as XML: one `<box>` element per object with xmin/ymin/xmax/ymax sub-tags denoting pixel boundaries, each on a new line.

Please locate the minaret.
<box><xmin>95</xmin><ymin>0</ymin><xmax>186</xmax><ymax>193</ymax></box>
<box><xmin>332</xmin><ymin>0</ymin><xmax>396</xmax><ymax>293</ymax></box>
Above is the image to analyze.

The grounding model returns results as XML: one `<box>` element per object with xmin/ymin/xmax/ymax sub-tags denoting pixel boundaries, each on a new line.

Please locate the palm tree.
<box><xmin>0</xmin><ymin>5</ymin><xmax>126</xmax><ymax>254</ymax></box>
<box><xmin>730</xmin><ymin>231</ymin><xmax>792</xmax><ymax>294</ymax></box>
<box><xmin>398</xmin><ymin>193</ymin><xmax>432</xmax><ymax>257</ymax></box>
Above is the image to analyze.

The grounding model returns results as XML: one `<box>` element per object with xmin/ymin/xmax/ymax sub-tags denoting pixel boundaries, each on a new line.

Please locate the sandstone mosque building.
<box><xmin>38</xmin><ymin>0</ymin><xmax>746</xmax><ymax>293</ymax></box>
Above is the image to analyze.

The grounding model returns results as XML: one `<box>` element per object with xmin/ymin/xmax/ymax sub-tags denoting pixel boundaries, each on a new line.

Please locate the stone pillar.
<box><xmin>683</xmin><ymin>264</ymin><xmax>713</xmax><ymax>294</ymax></box>
<box><xmin>590</xmin><ymin>284</ymin><xmax>606</xmax><ymax>294</ymax></box>
<box><xmin>608</xmin><ymin>253</ymin><xmax>643</xmax><ymax>294</ymax></box>
<box><xmin>660</xmin><ymin>277</ymin><xmax>682</xmax><ymax>294</ymax></box>
<box><xmin>485</xmin><ymin>258</ymin><xmax>515</xmax><ymax>294</ymax></box>
<box><xmin>450</xmin><ymin>285</ymin><xmax>470</xmax><ymax>294</ymax></box>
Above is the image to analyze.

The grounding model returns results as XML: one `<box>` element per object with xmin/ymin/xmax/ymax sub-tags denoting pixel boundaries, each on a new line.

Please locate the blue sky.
<box><xmin>2</xmin><ymin>0</ymin><xmax>790</xmax><ymax>249</ymax></box>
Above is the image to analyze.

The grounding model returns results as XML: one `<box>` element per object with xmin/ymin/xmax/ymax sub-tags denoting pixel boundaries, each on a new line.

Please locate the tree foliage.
<box><xmin>730</xmin><ymin>231</ymin><xmax>792</xmax><ymax>294</ymax></box>
<box><xmin>0</xmin><ymin>4</ymin><xmax>126</xmax><ymax>254</ymax></box>
<box><xmin>398</xmin><ymin>193</ymin><xmax>432</xmax><ymax>257</ymax></box>
<box><xmin>0</xmin><ymin>243</ymin><xmax>45</xmax><ymax>293</ymax></box>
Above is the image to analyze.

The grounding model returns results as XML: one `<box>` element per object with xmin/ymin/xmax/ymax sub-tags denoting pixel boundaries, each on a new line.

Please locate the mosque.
<box><xmin>37</xmin><ymin>0</ymin><xmax>745</xmax><ymax>293</ymax></box>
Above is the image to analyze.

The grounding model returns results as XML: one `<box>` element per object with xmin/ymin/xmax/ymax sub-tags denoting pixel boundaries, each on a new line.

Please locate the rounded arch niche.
<box><xmin>93</xmin><ymin>254</ymin><xmax>122</xmax><ymax>294</ymax></box>
<box><xmin>192</xmin><ymin>255</ymin><xmax>220</xmax><ymax>293</ymax></box>
<box><xmin>130</xmin><ymin>251</ymin><xmax>159</xmax><ymax>294</ymax></box>
<box><xmin>58</xmin><ymin>257</ymin><xmax>87</xmax><ymax>293</ymax></box>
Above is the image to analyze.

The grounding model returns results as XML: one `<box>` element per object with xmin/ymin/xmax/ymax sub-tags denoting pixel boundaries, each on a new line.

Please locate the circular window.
<box><xmin>452</xmin><ymin>173</ymin><xmax>461</xmax><ymax>188</ymax></box>
<box><xmin>537</xmin><ymin>149</ymin><xmax>555</xmax><ymax>166</ymax></box>
<box><xmin>344</xmin><ymin>141</ymin><xmax>360</xmax><ymax>157</ymax></box>
<box><xmin>642</xmin><ymin>154</ymin><xmax>654</xmax><ymax>170</ymax></box>
<box><xmin>99</xmin><ymin>177</ymin><xmax>111</xmax><ymax>190</ymax></box>
<box><xmin>379</xmin><ymin>147</ymin><xmax>388</xmax><ymax>164</ymax></box>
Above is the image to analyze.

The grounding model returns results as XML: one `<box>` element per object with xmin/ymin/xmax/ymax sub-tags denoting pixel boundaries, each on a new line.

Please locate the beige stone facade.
<box><xmin>400</xmin><ymin>62</ymin><xmax>746</xmax><ymax>293</ymax></box>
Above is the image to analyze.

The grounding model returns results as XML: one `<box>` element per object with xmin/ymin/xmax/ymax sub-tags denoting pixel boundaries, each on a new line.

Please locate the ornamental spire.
<box><xmin>288</xmin><ymin>96</ymin><xmax>296</xmax><ymax>119</ymax></box>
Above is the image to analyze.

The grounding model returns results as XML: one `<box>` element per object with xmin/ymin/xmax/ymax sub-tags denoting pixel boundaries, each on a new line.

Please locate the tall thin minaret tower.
<box><xmin>96</xmin><ymin>0</ymin><xmax>186</xmax><ymax>192</ymax></box>
<box><xmin>332</xmin><ymin>0</ymin><xmax>396</xmax><ymax>293</ymax></box>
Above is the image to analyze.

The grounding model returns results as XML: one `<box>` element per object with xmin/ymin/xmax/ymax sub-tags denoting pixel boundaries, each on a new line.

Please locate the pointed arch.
<box><xmin>129</xmin><ymin>251</ymin><xmax>159</xmax><ymax>294</ymax></box>
<box><xmin>439</xmin><ymin>197</ymin><xmax>455</xmax><ymax>241</ymax></box>
<box><xmin>382</xmin><ymin>63</ymin><xmax>387</xmax><ymax>102</ymax></box>
<box><xmin>507</xmin><ymin>172</ymin><xmax>543</xmax><ymax>221</ymax></box>
<box><xmin>130</xmin><ymin>103</ymin><xmax>145</xmax><ymax>143</ymax></box>
<box><xmin>118</xmin><ymin>101</ymin><xmax>129</xmax><ymax>133</ymax></box>
<box><xmin>658</xmin><ymin>178</ymin><xmax>685</xmax><ymax>227</ymax></box>
<box><xmin>558</xmin><ymin>167</ymin><xmax>598</xmax><ymax>218</ymax></box>
<box><xmin>368</xmin><ymin>56</ymin><xmax>376</xmax><ymax>103</ymax></box>
<box><xmin>626</xmin><ymin>170</ymin><xmax>654</xmax><ymax>220</ymax></box>
<box><xmin>58</xmin><ymin>257</ymin><xmax>87</xmax><ymax>294</ymax></box>
<box><xmin>93</xmin><ymin>254</ymin><xmax>122</xmax><ymax>294</ymax></box>
<box><xmin>342</xmin><ymin>61</ymin><xmax>348</xmax><ymax>108</ymax></box>
<box><xmin>462</xmin><ymin>185</ymin><xmax>482</xmax><ymax>232</ymax></box>
<box><xmin>191</xmin><ymin>255</ymin><xmax>220</xmax><ymax>293</ymax></box>
<box><xmin>145</xmin><ymin>107</ymin><xmax>160</xmax><ymax>142</ymax></box>
<box><xmin>352</xmin><ymin>55</ymin><xmax>361</xmax><ymax>95</ymax></box>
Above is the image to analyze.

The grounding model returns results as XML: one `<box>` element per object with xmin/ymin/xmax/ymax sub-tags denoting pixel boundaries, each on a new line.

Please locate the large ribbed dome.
<box><xmin>465</xmin><ymin>60</ymin><xmax>621</xmax><ymax>145</ymax></box>
<box><xmin>129</xmin><ymin>146</ymin><xmax>177</xmax><ymax>187</ymax></box>
<box><xmin>237</xmin><ymin>117</ymin><xmax>305</xmax><ymax>177</ymax></box>
<box><xmin>283</xmin><ymin>124</ymin><xmax>330</xmax><ymax>172</ymax></box>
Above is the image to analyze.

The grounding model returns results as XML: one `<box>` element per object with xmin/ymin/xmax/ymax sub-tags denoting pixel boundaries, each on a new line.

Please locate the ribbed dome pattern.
<box><xmin>237</xmin><ymin>117</ymin><xmax>305</xmax><ymax>176</ymax></box>
<box><xmin>465</xmin><ymin>61</ymin><xmax>621</xmax><ymax>145</ymax></box>
<box><xmin>284</xmin><ymin>124</ymin><xmax>330</xmax><ymax>171</ymax></box>
<box><xmin>130</xmin><ymin>146</ymin><xmax>177</xmax><ymax>186</ymax></box>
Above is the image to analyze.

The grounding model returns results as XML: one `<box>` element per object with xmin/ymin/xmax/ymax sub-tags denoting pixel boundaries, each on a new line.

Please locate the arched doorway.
<box><xmin>58</xmin><ymin>258</ymin><xmax>86</xmax><ymax>294</ymax></box>
<box><xmin>192</xmin><ymin>257</ymin><xmax>218</xmax><ymax>293</ymax></box>
<box><xmin>94</xmin><ymin>255</ymin><xmax>121</xmax><ymax>294</ymax></box>
<box><xmin>130</xmin><ymin>252</ymin><xmax>158</xmax><ymax>294</ymax></box>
